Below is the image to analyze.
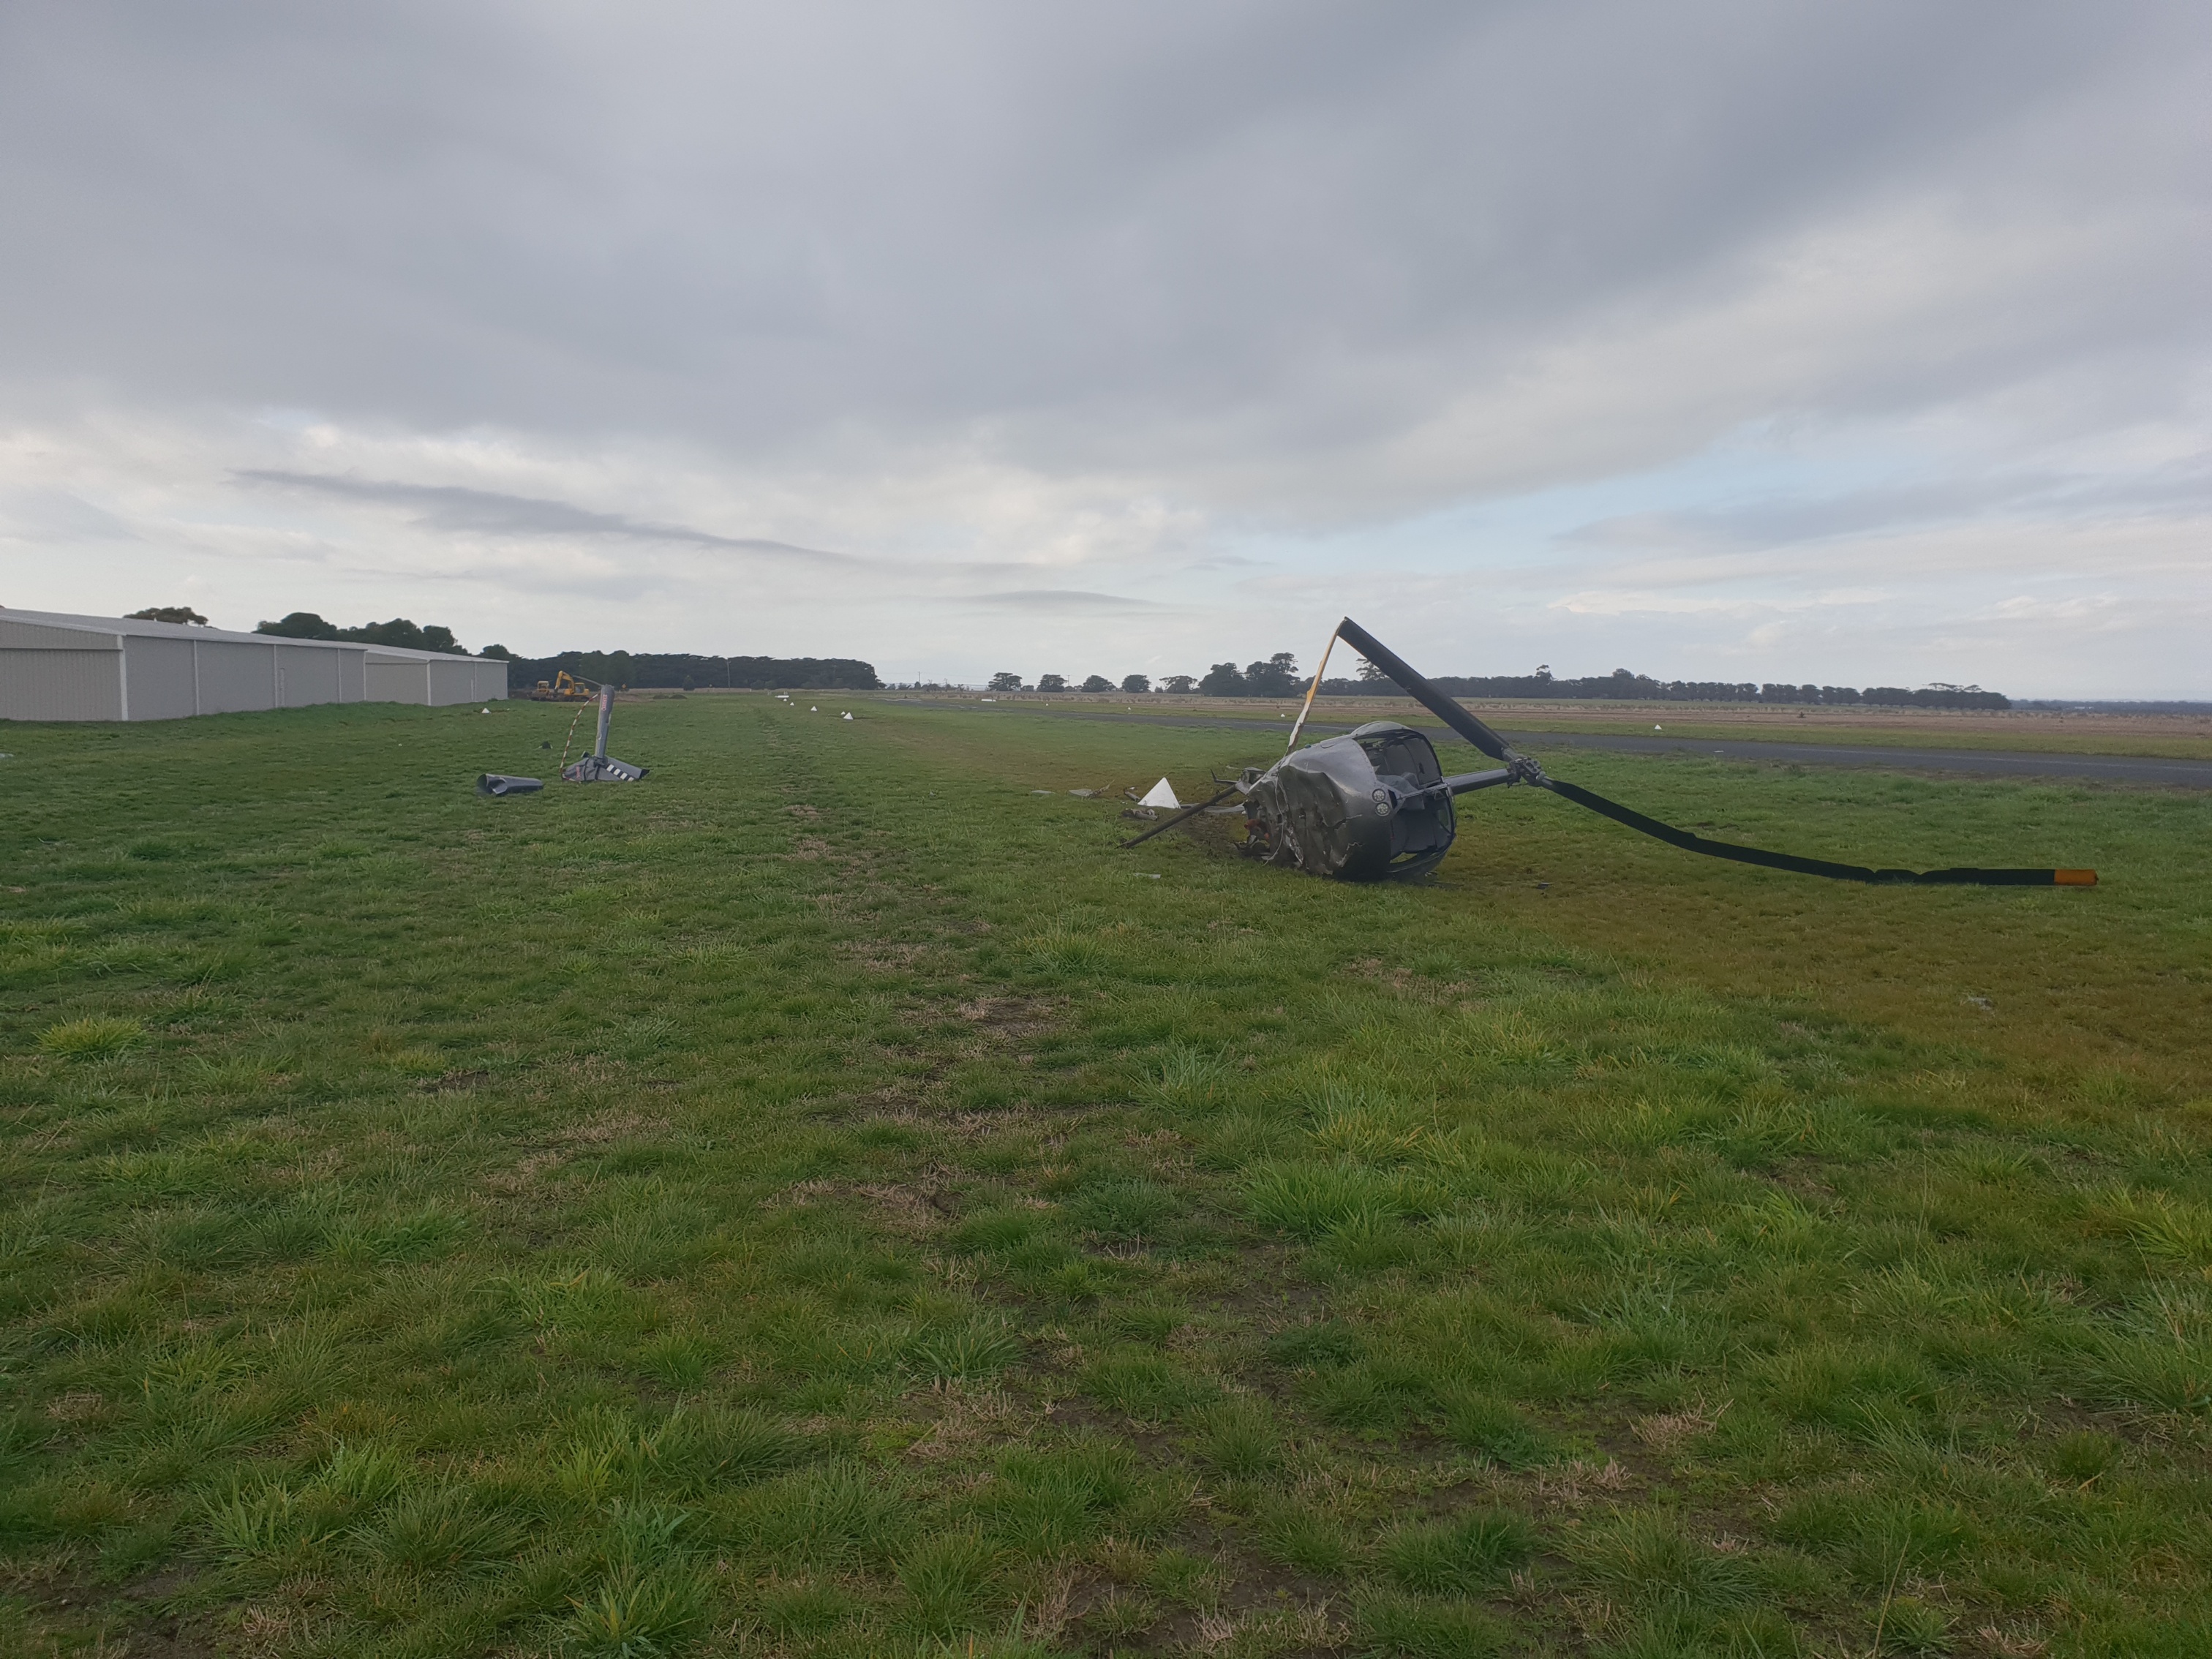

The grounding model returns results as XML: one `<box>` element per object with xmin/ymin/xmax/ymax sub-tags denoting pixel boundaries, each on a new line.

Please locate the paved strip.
<box><xmin>878</xmin><ymin>699</ymin><xmax>2212</xmax><ymax>789</ymax></box>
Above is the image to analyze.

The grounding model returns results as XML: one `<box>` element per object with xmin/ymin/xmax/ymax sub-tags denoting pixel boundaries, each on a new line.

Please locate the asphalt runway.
<box><xmin>879</xmin><ymin>699</ymin><xmax>2212</xmax><ymax>789</ymax></box>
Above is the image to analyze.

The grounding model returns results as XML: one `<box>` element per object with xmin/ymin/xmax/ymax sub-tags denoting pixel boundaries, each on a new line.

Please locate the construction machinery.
<box><xmin>525</xmin><ymin>671</ymin><xmax>595</xmax><ymax>702</ymax></box>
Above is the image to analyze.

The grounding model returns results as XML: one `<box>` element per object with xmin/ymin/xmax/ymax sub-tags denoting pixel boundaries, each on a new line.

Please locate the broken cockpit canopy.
<box><xmin>1240</xmin><ymin>721</ymin><xmax>1475</xmax><ymax>879</ymax></box>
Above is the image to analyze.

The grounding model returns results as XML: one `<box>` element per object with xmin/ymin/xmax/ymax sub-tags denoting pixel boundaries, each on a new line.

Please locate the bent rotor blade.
<box><xmin>1335</xmin><ymin>617</ymin><xmax>1519</xmax><ymax>764</ymax></box>
<box><xmin>1543</xmin><ymin>777</ymin><xmax>2094</xmax><ymax>886</ymax></box>
<box><xmin>1283</xmin><ymin>627</ymin><xmax>1339</xmax><ymax>754</ymax></box>
<box><xmin>1336</xmin><ymin>616</ymin><xmax>2096</xmax><ymax>888</ymax></box>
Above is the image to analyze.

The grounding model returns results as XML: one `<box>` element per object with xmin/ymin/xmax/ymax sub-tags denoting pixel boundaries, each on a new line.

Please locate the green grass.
<box><xmin>1</xmin><ymin>691</ymin><xmax>2209</xmax><ymax>1657</ymax></box>
<box><xmin>927</xmin><ymin>690</ymin><xmax>2212</xmax><ymax>760</ymax></box>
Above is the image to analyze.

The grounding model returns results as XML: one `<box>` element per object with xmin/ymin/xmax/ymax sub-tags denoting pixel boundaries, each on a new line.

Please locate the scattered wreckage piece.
<box><xmin>561</xmin><ymin>684</ymin><xmax>649</xmax><ymax>783</ymax></box>
<box><xmin>477</xmin><ymin>773</ymin><xmax>543</xmax><ymax>796</ymax></box>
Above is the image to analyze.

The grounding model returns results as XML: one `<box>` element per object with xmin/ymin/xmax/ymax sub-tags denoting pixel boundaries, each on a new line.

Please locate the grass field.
<box><xmin>935</xmin><ymin>694</ymin><xmax>2212</xmax><ymax>764</ymax></box>
<box><xmin>3</xmin><ymin>693</ymin><xmax>2210</xmax><ymax>1659</ymax></box>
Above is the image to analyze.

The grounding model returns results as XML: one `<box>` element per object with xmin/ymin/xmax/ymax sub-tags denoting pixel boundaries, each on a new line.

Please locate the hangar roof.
<box><xmin>0</xmin><ymin>607</ymin><xmax>494</xmax><ymax>663</ymax></box>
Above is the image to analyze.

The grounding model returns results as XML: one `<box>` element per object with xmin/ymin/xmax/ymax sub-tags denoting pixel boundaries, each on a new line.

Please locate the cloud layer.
<box><xmin>1</xmin><ymin>1</ymin><xmax>2205</xmax><ymax>692</ymax></box>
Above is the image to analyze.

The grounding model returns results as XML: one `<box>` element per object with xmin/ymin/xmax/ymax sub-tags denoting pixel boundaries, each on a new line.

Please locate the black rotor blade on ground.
<box><xmin>1336</xmin><ymin>617</ymin><xmax>2095</xmax><ymax>888</ymax></box>
<box><xmin>1543</xmin><ymin>776</ymin><xmax>2094</xmax><ymax>887</ymax></box>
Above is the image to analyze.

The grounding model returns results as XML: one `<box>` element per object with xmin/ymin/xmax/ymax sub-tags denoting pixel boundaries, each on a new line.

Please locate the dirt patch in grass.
<box><xmin>415</xmin><ymin>1066</ymin><xmax>492</xmax><ymax>1092</ymax></box>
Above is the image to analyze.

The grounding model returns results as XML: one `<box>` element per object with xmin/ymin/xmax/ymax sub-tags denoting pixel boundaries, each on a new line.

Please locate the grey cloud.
<box><xmin>2</xmin><ymin>4</ymin><xmax>2202</xmax><ymax>505</ymax></box>
<box><xmin>0</xmin><ymin>487</ymin><xmax>144</xmax><ymax>543</ymax></box>
<box><xmin>1565</xmin><ymin>479</ymin><xmax>2047</xmax><ymax>552</ymax></box>
<box><xmin>1565</xmin><ymin>466</ymin><xmax>2212</xmax><ymax>553</ymax></box>
<box><xmin>0</xmin><ymin>3</ymin><xmax>2205</xmax><ymax>694</ymax></box>
<box><xmin>960</xmin><ymin>590</ymin><xmax>1167</xmax><ymax>612</ymax></box>
<box><xmin>234</xmin><ymin>470</ymin><xmax>857</xmax><ymax>563</ymax></box>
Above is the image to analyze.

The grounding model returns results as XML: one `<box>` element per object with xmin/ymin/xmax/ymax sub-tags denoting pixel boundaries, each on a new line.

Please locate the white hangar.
<box><xmin>0</xmin><ymin>608</ymin><xmax>508</xmax><ymax>722</ymax></box>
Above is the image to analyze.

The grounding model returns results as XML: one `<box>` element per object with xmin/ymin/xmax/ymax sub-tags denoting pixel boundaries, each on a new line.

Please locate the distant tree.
<box><xmin>1199</xmin><ymin>662</ymin><xmax>1245</xmax><ymax>696</ymax></box>
<box><xmin>129</xmin><ymin>605</ymin><xmax>208</xmax><ymax>625</ymax></box>
<box><xmin>1355</xmin><ymin>658</ymin><xmax>1389</xmax><ymax>682</ymax></box>
<box><xmin>253</xmin><ymin>613</ymin><xmax>467</xmax><ymax>653</ymax></box>
<box><xmin>345</xmin><ymin>618</ymin><xmax>462</xmax><ymax>654</ymax></box>
<box><xmin>1121</xmin><ymin>673</ymin><xmax>1151</xmax><ymax>693</ymax></box>
<box><xmin>479</xmin><ymin>643</ymin><xmax>516</xmax><ymax>661</ymax></box>
<box><xmin>988</xmin><ymin>671</ymin><xmax>1024</xmax><ymax>692</ymax></box>
<box><xmin>351</xmin><ymin>619</ymin><xmax>421</xmax><ymax>650</ymax></box>
<box><xmin>1863</xmin><ymin>683</ymin><xmax>2009</xmax><ymax>710</ymax></box>
<box><xmin>1080</xmin><ymin>674</ymin><xmax>1113</xmax><ymax>692</ymax></box>
<box><xmin>1037</xmin><ymin>673</ymin><xmax>1068</xmax><ymax>692</ymax></box>
<box><xmin>256</xmin><ymin>612</ymin><xmax>342</xmax><ymax>639</ymax></box>
<box><xmin>500</xmin><ymin>650</ymin><xmax>876</xmax><ymax>689</ymax></box>
<box><xmin>1244</xmin><ymin>652</ymin><xmax>1299</xmax><ymax>697</ymax></box>
<box><xmin>1162</xmin><ymin>674</ymin><xmax>1196</xmax><ymax>693</ymax></box>
<box><xmin>1312</xmin><ymin>665</ymin><xmax>2005</xmax><ymax>707</ymax></box>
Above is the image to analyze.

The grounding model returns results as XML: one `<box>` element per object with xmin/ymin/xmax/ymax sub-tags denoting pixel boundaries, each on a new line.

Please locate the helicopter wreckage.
<box><xmin>1126</xmin><ymin>618</ymin><xmax>2096</xmax><ymax>889</ymax></box>
<box><xmin>478</xmin><ymin>680</ymin><xmax>647</xmax><ymax>797</ymax></box>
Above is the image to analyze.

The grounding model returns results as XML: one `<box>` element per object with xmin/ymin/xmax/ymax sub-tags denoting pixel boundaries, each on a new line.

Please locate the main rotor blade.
<box><xmin>1335</xmin><ymin>617</ymin><xmax>1518</xmax><ymax>763</ymax></box>
<box><xmin>1336</xmin><ymin>616</ymin><xmax>2096</xmax><ymax>889</ymax></box>
<box><xmin>1543</xmin><ymin>775</ymin><xmax>2094</xmax><ymax>887</ymax></box>
<box><xmin>1283</xmin><ymin>626</ymin><xmax>1339</xmax><ymax>755</ymax></box>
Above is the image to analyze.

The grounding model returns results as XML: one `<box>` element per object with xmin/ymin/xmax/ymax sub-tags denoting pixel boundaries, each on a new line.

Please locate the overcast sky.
<box><xmin>2</xmin><ymin>2</ymin><xmax>2206</xmax><ymax>694</ymax></box>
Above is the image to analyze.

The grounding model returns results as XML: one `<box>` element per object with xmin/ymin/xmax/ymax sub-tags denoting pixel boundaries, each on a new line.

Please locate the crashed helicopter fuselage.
<box><xmin>1238</xmin><ymin>721</ymin><xmax>1516</xmax><ymax>881</ymax></box>
<box><xmin>1126</xmin><ymin>617</ymin><xmax>2096</xmax><ymax>891</ymax></box>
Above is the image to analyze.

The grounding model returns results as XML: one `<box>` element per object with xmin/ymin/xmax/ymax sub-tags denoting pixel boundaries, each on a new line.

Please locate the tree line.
<box><xmin>125</xmin><ymin>605</ymin><xmax>484</xmax><ymax>658</ymax></box>
<box><xmin>240</xmin><ymin>616</ymin><xmax>884</xmax><ymax>689</ymax></box>
<box><xmin>987</xmin><ymin>655</ymin><xmax>1302</xmax><ymax>697</ymax></box>
<box><xmin>254</xmin><ymin>612</ymin><xmax>475</xmax><ymax>655</ymax></box>
<box><xmin>988</xmin><ymin>655</ymin><xmax>2009</xmax><ymax>709</ymax></box>
<box><xmin>228</xmin><ymin>614</ymin><xmax>2009</xmax><ymax>707</ymax></box>
<box><xmin>988</xmin><ymin>672</ymin><xmax>1158</xmax><ymax>694</ymax></box>
<box><xmin>503</xmin><ymin>650</ymin><xmax>882</xmax><ymax>691</ymax></box>
<box><xmin>1321</xmin><ymin>665</ymin><xmax>2010</xmax><ymax>709</ymax></box>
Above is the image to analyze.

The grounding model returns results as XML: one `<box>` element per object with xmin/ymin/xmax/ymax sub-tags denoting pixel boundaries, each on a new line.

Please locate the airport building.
<box><xmin>0</xmin><ymin>608</ymin><xmax>508</xmax><ymax>722</ymax></box>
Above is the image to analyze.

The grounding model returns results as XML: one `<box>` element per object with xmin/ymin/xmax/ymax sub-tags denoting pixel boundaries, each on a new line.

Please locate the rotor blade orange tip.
<box><xmin>2054</xmin><ymin>869</ymin><xmax>2099</xmax><ymax>886</ymax></box>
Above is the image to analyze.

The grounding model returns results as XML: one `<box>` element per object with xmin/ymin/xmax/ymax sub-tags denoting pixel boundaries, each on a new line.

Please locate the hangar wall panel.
<box><xmin>123</xmin><ymin>638</ymin><xmax>198</xmax><ymax>721</ymax></box>
<box><xmin>0</xmin><ymin>649</ymin><xmax>122</xmax><ymax>721</ymax></box>
<box><xmin>276</xmin><ymin>644</ymin><xmax>344</xmax><ymax>708</ymax></box>
<box><xmin>4</xmin><ymin>610</ymin><xmax>505</xmax><ymax>720</ymax></box>
<box><xmin>364</xmin><ymin>658</ymin><xmax>429</xmax><ymax>704</ymax></box>
<box><xmin>195</xmin><ymin>642</ymin><xmax>279</xmax><ymax>714</ymax></box>
<box><xmin>336</xmin><ymin>647</ymin><xmax>367</xmax><ymax>701</ymax></box>
<box><xmin>426</xmin><ymin>657</ymin><xmax>506</xmax><ymax>705</ymax></box>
